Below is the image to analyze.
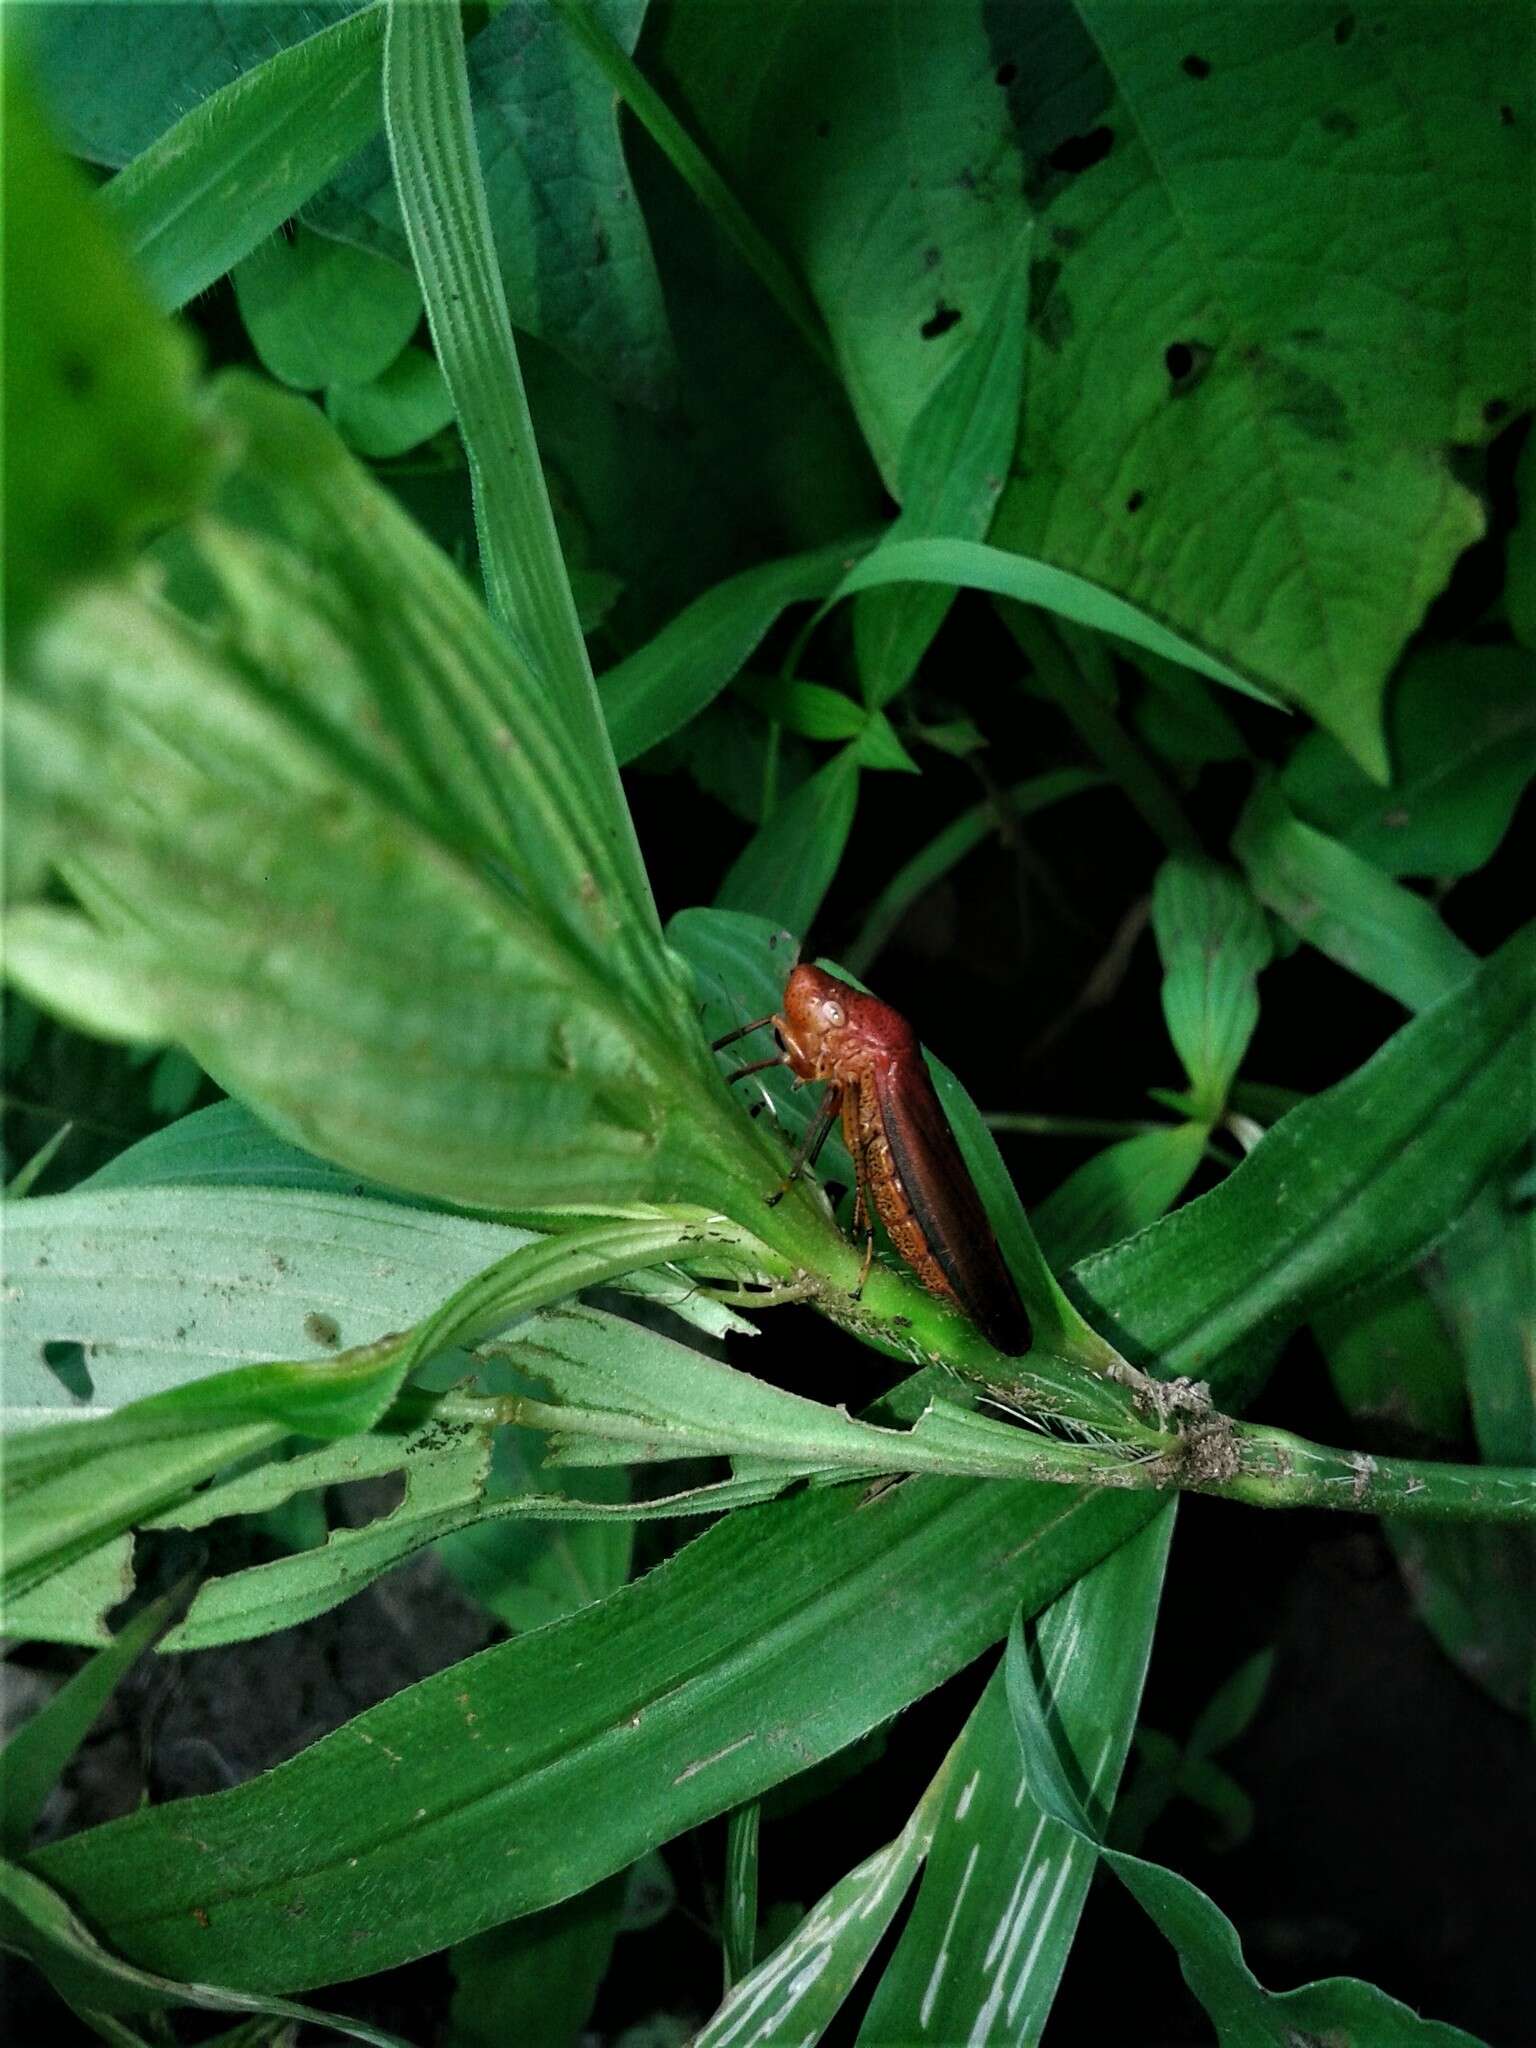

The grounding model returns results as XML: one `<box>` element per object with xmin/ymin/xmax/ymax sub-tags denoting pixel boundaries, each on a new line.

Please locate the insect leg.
<box><xmin>849</xmin><ymin>1175</ymin><xmax>876</xmax><ymax>1300</ymax></box>
<box><xmin>724</xmin><ymin>1053</ymin><xmax>785</xmax><ymax>1086</ymax></box>
<box><xmin>765</xmin><ymin>1088</ymin><xmax>840</xmax><ymax>1208</ymax></box>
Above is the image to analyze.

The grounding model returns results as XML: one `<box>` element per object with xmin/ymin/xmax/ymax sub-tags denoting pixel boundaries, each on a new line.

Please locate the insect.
<box><xmin>713</xmin><ymin>964</ymin><xmax>1032</xmax><ymax>1356</ymax></box>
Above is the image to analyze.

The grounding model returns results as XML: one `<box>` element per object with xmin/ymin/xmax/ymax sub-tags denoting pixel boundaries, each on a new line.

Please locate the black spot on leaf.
<box><xmin>1165</xmin><ymin>340</ymin><xmax>1214</xmax><ymax>394</ymax></box>
<box><xmin>1321</xmin><ymin>107</ymin><xmax>1358</xmax><ymax>137</ymax></box>
<box><xmin>1484</xmin><ymin>398</ymin><xmax>1510</xmax><ymax>425</ymax></box>
<box><xmin>59</xmin><ymin>354</ymin><xmax>93</xmax><ymax>398</ymax></box>
<box><xmin>1333</xmin><ymin>13</ymin><xmax>1356</xmax><ymax>43</ymax></box>
<box><xmin>1499</xmin><ymin>104</ymin><xmax>1515</xmax><ymax>126</ymax></box>
<box><xmin>1182</xmin><ymin>54</ymin><xmax>1210</xmax><ymax>79</ymax></box>
<box><xmin>920</xmin><ymin>302</ymin><xmax>962</xmax><ymax>341</ymax></box>
<box><xmin>995</xmin><ymin>60</ymin><xmax>1018</xmax><ymax>87</ymax></box>
<box><xmin>1048</xmin><ymin>126</ymin><xmax>1115</xmax><ymax>175</ymax></box>
<box><xmin>1126</xmin><ymin>490</ymin><xmax>1145</xmax><ymax>514</ymax></box>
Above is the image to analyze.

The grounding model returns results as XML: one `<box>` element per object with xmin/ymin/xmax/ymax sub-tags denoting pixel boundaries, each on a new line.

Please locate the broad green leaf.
<box><xmin>1151</xmin><ymin>856</ymin><xmax>1273</xmax><ymax>1116</ymax></box>
<box><xmin>655</xmin><ymin>0</ymin><xmax>1031</xmax><ymax>482</ymax></box>
<box><xmin>986</xmin><ymin>0</ymin><xmax>1531</xmax><ymax>776</ymax></box>
<box><xmin>827</xmin><ymin>535</ymin><xmax>1251</xmax><ymax>700</ymax></box>
<box><xmin>1235</xmin><ymin>783</ymin><xmax>1476</xmax><ymax>1011</ymax></box>
<box><xmin>1</xmin><ymin>56</ymin><xmax>214</xmax><ymax>651</ymax></box>
<box><xmin>844</xmin><ymin>769</ymin><xmax>1104</xmax><ymax>977</ymax></box>
<box><xmin>231</xmin><ymin>224</ymin><xmax>420</xmax><ymax>391</ymax></box>
<box><xmin>859</xmin><ymin>1511</ymin><xmax>1173</xmax><ymax>2046</ymax></box>
<box><xmin>854</xmin><ymin>250</ymin><xmax>1031</xmax><ymax>706</ymax></box>
<box><xmin>0</xmin><ymin>1858</ymin><xmax>410</xmax><ymax>2047</ymax></box>
<box><xmin>27</xmin><ymin>933</ymin><xmax>1536</xmax><ymax>1991</ymax></box>
<box><xmin>381</xmin><ymin>0</ymin><xmax>659</xmax><ymax>940</ymax></box>
<box><xmin>326</xmin><ymin>345</ymin><xmax>456</xmax><ymax>458</ymax></box>
<box><xmin>1033</xmin><ymin>1123</ymin><xmax>1210</xmax><ymax>1269</ymax></box>
<box><xmin>697</xmin><ymin>1769</ymin><xmax>949</xmax><ymax>2046</ymax></box>
<box><xmin>1004</xmin><ymin>1612</ymin><xmax>1484</xmax><ymax>2046</ymax></box>
<box><xmin>715</xmin><ymin>748</ymin><xmax>861</xmax><ymax>935</ymax></box>
<box><xmin>600</xmin><ymin>538</ymin><xmax>869</xmax><ymax>766</ymax></box>
<box><xmin>1281</xmin><ymin>645</ymin><xmax>1536</xmax><ymax>878</ymax></box>
<box><xmin>0</xmin><ymin>1588</ymin><xmax>181</xmax><ymax>1855</ymax></box>
<box><xmin>33</xmin><ymin>1</ymin><xmax>673</xmax><ymax>407</ymax></box>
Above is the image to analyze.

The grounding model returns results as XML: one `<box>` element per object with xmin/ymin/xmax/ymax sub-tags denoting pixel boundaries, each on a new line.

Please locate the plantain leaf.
<box><xmin>1151</xmin><ymin>855</ymin><xmax>1273</xmax><ymax>1116</ymax></box>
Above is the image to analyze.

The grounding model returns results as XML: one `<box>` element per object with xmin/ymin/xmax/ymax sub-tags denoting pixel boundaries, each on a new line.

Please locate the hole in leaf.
<box><xmin>304</xmin><ymin>1311</ymin><xmax>342</xmax><ymax>1350</ymax></box>
<box><xmin>995</xmin><ymin>60</ymin><xmax>1018</xmax><ymax>86</ymax></box>
<box><xmin>1182</xmin><ymin>54</ymin><xmax>1210</xmax><ymax>79</ymax></box>
<box><xmin>43</xmin><ymin>1339</ymin><xmax>93</xmax><ymax>1402</ymax></box>
<box><xmin>1047</xmin><ymin>126</ymin><xmax>1115</xmax><ymax>175</ymax></box>
<box><xmin>1499</xmin><ymin>104</ymin><xmax>1515</xmax><ymax>125</ymax></box>
<box><xmin>1164</xmin><ymin>340</ymin><xmax>1215</xmax><ymax>394</ymax></box>
<box><xmin>920</xmin><ymin>302</ymin><xmax>963</xmax><ymax>341</ymax></box>
<box><xmin>1126</xmin><ymin>490</ymin><xmax>1146</xmax><ymax>514</ymax></box>
<box><xmin>1333</xmin><ymin>13</ymin><xmax>1356</xmax><ymax>43</ymax></box>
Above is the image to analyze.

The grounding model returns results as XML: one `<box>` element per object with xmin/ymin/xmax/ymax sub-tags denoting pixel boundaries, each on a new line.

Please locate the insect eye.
<box><xmin>822</xmin><ymin>1000</ymin><xmax>845</xmax><ymax>1029</ymax></box>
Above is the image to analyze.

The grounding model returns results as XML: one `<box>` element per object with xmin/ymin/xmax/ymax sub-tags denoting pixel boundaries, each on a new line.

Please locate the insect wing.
<box><xmin>873</xmin><ymin>1050</ymin><xmax>1032</xmax><ymax>1356</ymax></box>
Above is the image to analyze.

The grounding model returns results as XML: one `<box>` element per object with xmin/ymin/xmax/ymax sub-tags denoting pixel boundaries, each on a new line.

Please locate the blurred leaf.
<box><xmin>715</xmin><ymin>748</ymin><xmax>861</xmax><ymax>936</ymax></box>
<box><xmin>326</xmin><ymin>345</ymin><xmax>457</xmax><ymax>459</ymax></box>
<box><xmin>1152</xmin><ymin>856</ymin><xmax>1272</xmax><ymax>1116</ymax></box>
<box><xmin>0</xmin><ymin>1587</ymin><xmax>181</xmax><ymax>1855</ymax></box>
<box><xmin>854</xmin><ymin>249</ymin><xmax>1030</xmax><ymax>706</ymax></box>
<box><xmin>1235</xmin><ymin>782</ymin><xmax>1475</xmax><ymax>1011</ymax></box>
<box><xmin>4</xmin><ymin>1120</ymin><xmax>75</xmax><ymax>1202</ymax></box>
<box><xmin>1004</xmin><ymin>1612</ymin><xmax>1483</xmax><ymax>2046</ymax></box>
<box><xmin>845</xmin><ymin>769</ymin><xmax>1104</xmax><ymax>977</ymax></box>
<box><xmin>0</xmin><ymin>1858</ymin><xmax>410</xmax><ymax>2046</ymax></box>
<box><xmin>6</xmin><ymin>376</ymin><xmax>771</xmax><ymax>1219</ymax></box>
<box><xmin>601</xmin><ymin>538</ymin><xmax>868</xmax><ymax>765</ymax></box>
<box><xmin>232</xmin><ymin>225</ymin><xmax>420</xmax><ymax>391</ymax></box>
<box><xmin>1</xmin><ymin>56</ymin><xmax>215</xmax><ymax>653</ymax></box>
<box><xmin>1131</xmin><ymin>654</ymin><xmax>1250</xmax><ymax>776</ymax></box>
<box><xmin>1033</xmin><ymin>1123</ymin><xmax>1210</xmax><ymax>1269</ymax></box>
<box><xmin>1187</xmin><ymin>1647</ymin><xmax>1275</xmax><ymax>1761</ymax></box>
<box><xmin>860</xmin><ymin>1511</ymin><xmax>1173</xmax><ymax>2046</ymax></box>
<box><xmin>446</xmin><ymin>1873</ymin><xmax>628</xmax><ymax>2048</ymax></box>
<box><xmin>1281</xmin><ymin>645</ymin><xmax>1536</xmax><ymax>878</ymax></box>
<box><xmin>698</xmin><ymin>1765</ymin><xmax>949</xmax><ymax>2045</ymax></box>
<box><xmin>829</xmin><ymin>534</ymin><xmax>1252</xmax><ymax>700</ymax></box>
<box><xmin>985</xmin><ymin>1</ymin><xmax>1531</xmax><ymax>778</ymax></box>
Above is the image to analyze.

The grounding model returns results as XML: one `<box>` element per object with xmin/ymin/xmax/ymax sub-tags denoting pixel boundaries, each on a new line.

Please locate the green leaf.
<box><xmin>27</xmin><ymin>932</ymin><xmax>1535</xmax><ymax>1993</ymax></box>
<box><xmin>381</xmin><ymin>0</ymin><xmax>658</xmax><ymax>938</ymax></box>
<box><xmin>1</xmin><ymin>54</ymin><xmax>215</xmax><ymax>651</ymax></box>
<box><xmin>1508</xmin><ymin>428</ymin><xmax>1536</xmax><ymax>651</ymax></box>
<box><xmin>1316</xmin><ymin>1269</ymin><xmax>1468</xmax><ymax>1444</ymax></box>
<box><xmin>715</xmin><ymin>748</ymin><xmax>861</xmax><ymax>935</ymax></box>
<box><xmin>1235</xmin><ymin>782</ymin><xmax>1476</xmax><ymax>1011</ymax></box>
<box><xmin>446</xmin><ymin>1873</ymin><xmax>628</xmax><ymax>2048</ymax></box>
<box><xmin>1152</xmin><ymin>855</ymin><xmax>1273</xmax><ymax>1116</ymax></box>
<box><xmin>600</xmin><ymin>538</ymin><xmax>869</xmax><ymax>766</ymax></box>
<box><xmin>984</xmin><ymin>1</ymin><xmax>1531</xmax><ymax>777</ymax></box>
<box><xmin>827</xmin><ymin>535</ymin><xmax>1253</xmax><ymax>701</ymax></box>
<box><xmin>697</xmin><ymin>1765</ymin><xmax>949</xmax><ymax>2045</ymax></box>
<box><xmin>731</xmin><ymin>676</ymin><xmax>868</xmax><ymax>743</ymax></box>
<box><xmin>853</xmin><ymin>250</ymin><xmax>1031</xmax><ymax>706</ymax></box>
<box><xmin>1186</xmin><ymin>1647</ymin><xmax>1275</xmax><ymax>1762</ymax></box>
<box><xmin>859</xmin><ymin>1511</ymin><xmax>1173</xmax><ymax>2045</ymax></box>
<box><xmin>326</xmin><ymin>345</ymin><xmax>457</xmax><ymax>459</ymax></box>
<box><xmin>91</xmin><ymin>5</ymin><xmax>389</xmax><ymax>314</ymax></box>
<box><xmin>1281</xmin><ymin>644</ymin><xmax>1536</xmax><ymax>879</ymax></box>
<box><xmin>1033</xmin><ymin>1123</ymin><xmax>1210</xmax><ymax>1269</ymax></box>
<box><xmin>655</xmin><ymin>0</ymin><xmax>1031</xmax><ymax>483</ymax></box>
<box><xmin>721</xmin><ymin>1803</ymin><xmax>760</xmax><ymax>1990</ymax></box>
<box><xmin>232</xmin><ymin>224</ymin><xmax>421</xmax><ymax>392</ymax></box>
<box><xmin>1004</xmin><ymin>1612</ymin><xmax>1483</xmax><ymax>2047</ymax></box>
<box><xmin>0</xmin><ymin>1858</ymin><xmax>411</xmax><ymax>2047</ymax></box>
<box><xmin>0</xmin><ymin>1587</ymin><xmax>182</xmax><ymax>1855</ymax></box>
